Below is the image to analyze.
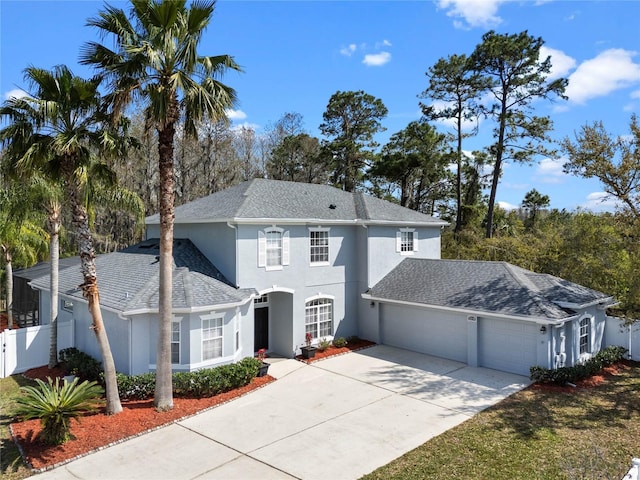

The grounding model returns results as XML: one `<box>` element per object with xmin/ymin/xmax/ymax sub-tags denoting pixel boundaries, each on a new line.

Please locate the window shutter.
<box><xmin>283</xmin><ymin>231</ymin><xmax>290</xmax><ymax>265</ymax></box>
<box><xmin>413</xmin><ymin>230</ymin><xmax>419</xmax><ymax>251</ymax></box>
<box><xmin>258</xmin><ymin>230</ymin><xmax>266</xmax><ymax>267</ymax></box>
<box><xmin>396</xmin><ymin>231</ymin><xmax>401</xmax><ymax>252</ymax></box>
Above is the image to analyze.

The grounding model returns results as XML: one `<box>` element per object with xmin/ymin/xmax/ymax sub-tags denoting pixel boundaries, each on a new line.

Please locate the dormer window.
<box><xmin>258</xmin><ymin>227</ymin><xmax>290</xmax><ymax>270</ymax></box>
<box><xmin>396</xmin><ymin>228</ymin><xmax>418</xmax><ymax>255</ymax></box>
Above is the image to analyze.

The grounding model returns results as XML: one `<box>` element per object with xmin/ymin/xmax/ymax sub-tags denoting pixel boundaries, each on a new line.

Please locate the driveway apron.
<box><xmin>33</xmin><ymin>345</ymin><xmax>529</xmax><ymax>480</ymax></box>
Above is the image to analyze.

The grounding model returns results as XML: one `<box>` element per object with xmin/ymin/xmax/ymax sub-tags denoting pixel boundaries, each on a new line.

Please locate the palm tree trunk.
<box><xmin>65</xmin><ymin>160</ymin><xmax>122</xmax><ymax>414</ymax></box>
<box><xmin>154</xmin><ymin>117</ymin><xmax>177</xmax><ymax>412</ymax></box>
<box><xmin>48</xmin><ymin>203</ymin><xmax>61</xmax><ymax>368</ymax></box>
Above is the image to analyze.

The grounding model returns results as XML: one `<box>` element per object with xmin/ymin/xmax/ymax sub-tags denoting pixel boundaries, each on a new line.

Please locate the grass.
<box><xmin>0</xmin><ymin>375</ymin><xmax>36</xmax><ymax>480</ymax></box>
<box><xmin>361</xmin><ymin>361</ymin><xmax>640</xmax><ymax>480</ymax></box>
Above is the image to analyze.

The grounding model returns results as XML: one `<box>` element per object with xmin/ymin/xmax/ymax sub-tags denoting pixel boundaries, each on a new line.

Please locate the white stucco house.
<box><xmin>28</xmin><ymin>179</ymin><xmax>617</xmax><ymax>376</ymax></box>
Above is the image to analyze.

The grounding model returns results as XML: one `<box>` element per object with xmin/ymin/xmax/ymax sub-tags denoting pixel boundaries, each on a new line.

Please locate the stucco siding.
<box><xmin>380</xmin><ymin>304</ymin><xmax>467</xmax><ymax>362</ymax></box>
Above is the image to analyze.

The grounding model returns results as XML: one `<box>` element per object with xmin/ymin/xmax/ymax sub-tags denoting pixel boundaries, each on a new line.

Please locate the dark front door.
<box><xmin>254</xmin><ymin>307</ymin><xmax>269</xmax><ymax>351</ymax></box>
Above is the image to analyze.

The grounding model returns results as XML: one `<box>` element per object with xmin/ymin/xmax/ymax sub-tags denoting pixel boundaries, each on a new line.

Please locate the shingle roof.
<box><xmin>30</xmin><ymin>239</ymin><xmax>255</xmax><ymax>314</ymax></box>
<box><xmin>146</xmin><ymin>179</ymin><xmax>447</xmax><ymax>225</ymax></box>
<box><xmin>367</xmin><ymin>258</ymin><xmax>614</xmax><ymax>321</ymax></box>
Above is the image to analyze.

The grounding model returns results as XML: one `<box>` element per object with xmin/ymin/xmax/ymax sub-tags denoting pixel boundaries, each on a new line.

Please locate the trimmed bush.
<box><xmin>333</xmin><ymin>337</ymin><xmax>348</xmax><ymax>348</ymax></box>
<box><xmin>117</xmin><ymin>356</ymin><xmax>262</xmax><ymax>401</ymax></box>
<box><xmin>317</xmin><ymin>338</ymin><xmax>331</xmax><ymax>352</ymax></box>
<box><xmin>59</xmin><ymin>347</ymin><xmax>103</xmax><ymax>383</ymax></box>
<box><xmin>14</xmin><ymin>377</ymin><xmax>104</xmax><ymax>445</ymax></box>
<box><xmin>530</xmin><ymin>345</ymin><xmax>628</xmax><ymax>384</ymax></box>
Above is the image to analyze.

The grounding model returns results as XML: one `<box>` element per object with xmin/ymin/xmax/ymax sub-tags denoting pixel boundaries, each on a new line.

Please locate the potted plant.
<box><xmin>257</xmin><ymin>348</ymin><xmax>270</xmax><ymax>377</ymax></box>
<box><xmin>301</xmin><ymin>332</ymin><xmax>317</xmax><ymax>359</ymax></box>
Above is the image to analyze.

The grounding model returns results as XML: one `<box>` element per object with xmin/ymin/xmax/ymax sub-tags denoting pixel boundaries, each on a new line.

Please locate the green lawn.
<box><xmin>362</xmin><ymin>361</ymin><xmax>640</xmax><ymax>480</ymax></box>
<box><xmin>0</xmin><ymin>375</ymin><xmax>36</xmax><ymax>480</ymax></box>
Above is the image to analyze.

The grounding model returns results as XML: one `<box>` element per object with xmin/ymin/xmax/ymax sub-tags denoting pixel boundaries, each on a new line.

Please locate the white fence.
<box><xmin>0</xmin><ymin>321</ymin><xmax>74</xmax><ymax>378</ymax></box>
<box><xmin>604</xmin><ymin>316</ymin><xmax>640</xmax><ymax>361</ymax></box>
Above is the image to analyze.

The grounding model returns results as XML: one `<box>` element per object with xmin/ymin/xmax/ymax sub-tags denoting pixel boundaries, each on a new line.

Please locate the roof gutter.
<box><xmin>120</xmin><ymin>295</ymin><xmax>254</xmax><ymax>318</ymax></box>
<box><xmin>361</xmin><ymin>292</ymin><xmax>573</xmax><ymax>325</ymax></box>
<box><xmin>554</xmin><ymin>297</ymin><xmax>617</xmax><ymax>310</ymax></box>
<box><xmin>147</xmin><ymin>217</ymin><xmax>449</xmax><ymax>228</ymax></box>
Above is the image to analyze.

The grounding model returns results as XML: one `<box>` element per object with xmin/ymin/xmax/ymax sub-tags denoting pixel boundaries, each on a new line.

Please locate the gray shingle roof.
<box><xmin>30</xmin><ymin>239</ymin><xmax>255</xmax><ymax>314</ymax></box>
<box><xmin>367</xmin><ymin>258</ymin><xmax>614</xmax><ymax>321</ymax></box>
<box><xmin>146</xmin><ymin>179</ymin><xmax>447</xmax><ymax>225</ymax></box>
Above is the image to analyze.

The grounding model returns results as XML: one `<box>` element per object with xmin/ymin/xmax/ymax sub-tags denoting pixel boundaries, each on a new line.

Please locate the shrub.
<box><xmin>317</xmin><ymin>338</ymin><xmax>331</xmax><ymax>352</ymax></box>
<box><xmin>530</xmin><ymin>346</ymin><xmax>628</xmax><ymax>384</ymax></box>
<box><xmin>117</xmin><ymin>357</ymin><xmax>262</xmax><ymax>400</ymax></box>
<box><xmin>14</xmin><ymin>377</ymin><xmax>104</xmax><ymax>445</ymax></box>
<box><xmin>59</xmin><ymin>347</ymin><xmax>103</xmax><ymax>383</ymax></box>
<box><xmin>346</xmin><ymin>335</ymin><xmax>360</xmax><ymax>344</ymax></box>
<box><xmin>333</xmin><ymin>337</ymin><xmax>348</xmax><ymax>348</ymax></box>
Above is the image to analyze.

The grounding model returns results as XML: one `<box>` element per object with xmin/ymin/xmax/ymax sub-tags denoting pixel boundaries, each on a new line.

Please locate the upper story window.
<box><xmin>309</xmin><ymin>228</ymin><xmax>330</xmax><ymax>265</ymax></box>
<box><xmin>396</xmin><ymin>228</ymin><xmax>418</xmax><ymax>255</ymax></box>
<box><xmin>579</xmin><ymin>316</ymin><xmax>591</xmax><ymax>355</ymax></box>
<box><xmin>258</xmin><ymin>227</ymin><xmax>290</xmax><ymax>270</ymax></box>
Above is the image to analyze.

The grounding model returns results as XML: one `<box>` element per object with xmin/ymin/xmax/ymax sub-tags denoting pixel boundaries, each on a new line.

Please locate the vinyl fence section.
<box><xmin>0</xmin><ymin>320</ymin><xmax>74</xmax><ymax>378</ymax></box>
<box><xmin>604</xmin><ymin>316</ymin><xmax>640</xmax><ymax>361</ymax></box>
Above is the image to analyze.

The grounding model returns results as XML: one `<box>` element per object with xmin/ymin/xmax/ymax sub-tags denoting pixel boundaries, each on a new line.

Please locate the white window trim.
<box><xmin>258</xmin><ymin>226</ymin><xmax>290</xmax><ymax>271</ymax></box>
<box><xmin>254</xmin><ymin>293</ymin><xmax>270</xmax><ymax>306</ymax></box>
<box><xmin>234</xmin><ymin>309</ymin><xmax>241</xmax><ymax>353</ymax></box>
<box><xmin>309</xmin><ymin>227</ymin><xmax>330</xmax><ymax>266</ymax></box>
<box><xmin>304</xmin><ymin>295</ymin><xmax>335</xmax><ymax>341</ymax></box>
<box><xmin>201</xmin><ymin>313</ymin><xmax>224</xmax><ymax>362</ymax></box>
<box><xmin>396</xmin><ymin>228</ymin><xmax>418</xmax><ymax>255</ymax></box>
<box><xmin>171</xmin><ymin>318</ymin><xmax>181</xmax><ymax>365</ymax></box>
<box><xmin>578</xmin><ymin>315</ymin><xmax>593</xmax><ymax>358</ymax></box>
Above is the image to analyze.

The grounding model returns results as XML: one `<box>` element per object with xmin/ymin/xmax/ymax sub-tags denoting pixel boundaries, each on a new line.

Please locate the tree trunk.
<box><xmin>454</xmin><ymin>106</ymin><xmax>463</xmax><ymax>235</ymax></box>
<box><xmin>485</xmin><ymin>99</ymin><xmax>508</xmax><ymax>239</ymax></box>
<box><xmin>154</xmin><ymin>113</ymin><xmax>177</xmax><ymax>412</ymax></box>
<box><xmin>65</xmin><ymin>158</ymin><xmax>122</xmax><ymax>414</ymax></box>
<box><xmin>48</xmin><ymin>203</ymin><xmax>61</xmax><ymax>368</ymax></box>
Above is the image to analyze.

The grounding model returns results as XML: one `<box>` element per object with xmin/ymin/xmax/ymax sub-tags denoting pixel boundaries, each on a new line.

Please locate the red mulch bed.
<box><xmin>529</xmin><ymin>360</ymin><xmax>632</xmax><ymax>393</ymax></box>
<box><xmin>295</xmin><ymin>339</ymin><xmax>376</xmax><ymax>363</ymax></box>
<box><xmin>11</xmin><ymin>366</ymin><xmax>275</xmax><ymax>471</ymax></box>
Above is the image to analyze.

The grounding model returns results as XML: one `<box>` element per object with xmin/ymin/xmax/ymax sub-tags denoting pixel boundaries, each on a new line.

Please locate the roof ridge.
<box><xmin>503</xmin><ymin>263</ymin><xmax>563</xmax><ymax>318</ymax></box>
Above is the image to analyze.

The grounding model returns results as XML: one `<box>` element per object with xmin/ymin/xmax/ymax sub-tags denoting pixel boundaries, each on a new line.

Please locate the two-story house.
<box><xmin>29</xmin><ymin>179</ymin><xmax>616</xmax><ymax>377</ymax></box>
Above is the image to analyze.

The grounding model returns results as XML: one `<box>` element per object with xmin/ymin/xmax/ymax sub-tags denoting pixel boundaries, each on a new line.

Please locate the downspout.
<box><xmin>227</xmin><ymin>222</ymin><xmax>239</xmax><ymax>287</ymax></box>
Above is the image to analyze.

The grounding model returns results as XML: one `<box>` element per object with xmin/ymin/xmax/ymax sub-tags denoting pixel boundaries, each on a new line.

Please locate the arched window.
<box><xmin>305</xmin><ymin>298</ymin><xmax>333</xmax><ymax>339</ymax></box>
<box><xmin>579</xmin><ymin>316</ymin><xmax>591</xmax><ymax>355</ymax></box>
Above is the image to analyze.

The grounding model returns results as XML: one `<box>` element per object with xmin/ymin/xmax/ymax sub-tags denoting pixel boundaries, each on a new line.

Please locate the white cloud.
<box><xmin>631</xmin><ymin>89</ymin><xmax>640</xmax><ymax>99</ymax></box>
<box><xmin>436</xmin><ymin>0</ymin><xmax>506</xmax><ymax>29</ymax></box>
<box><xmin>535</xmin><ymin>157</ymin><xmax>567</xmax><ymax>184</ymax></box>
<box><xmin>363</xmin><ymin>51</ymin><xmax>391</xmax><ymax>67</ymax></box>
<box><xmin>581</xmin><ymin>192</ymin><xmax>619</xmax><ymax>212</ymax></box>
<box><xmin>539</xmin><ymin>46</ymin><xmax>576</xmax><ymax>80</ymax></box>
<box><xmin>566</xmin><ymin>49</ymin><xmax>640</xmax><ymax>104</ymax></box>
<box><xmin>340</xmin><ymin>44</ymin><xmax>357</xmax><ymax>57</ymax></box>
<box><xmin>4</xmin><ymin>89</ymin><xmax>26</xmax><ymax>100</ymax></box>
<box><xmin>226</xmin><ymin>109</ymin><xmax>247</xmax><ymax>121</ymax></box>
<box><xmin>497</xmin><ymin>201</ymin><xmax>519</xmax><ymax>211</ymax></box>
<box><xmin>230</xmin><ymin>121</ymin><xmax>260</xmax><ymax>133</ymax></box>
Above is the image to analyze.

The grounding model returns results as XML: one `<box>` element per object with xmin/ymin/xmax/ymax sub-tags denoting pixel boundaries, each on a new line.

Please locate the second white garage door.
<box><xmin>380</xmin><ymin>304</ymin><xmax>467</xmax><ymax>363</ymax></box>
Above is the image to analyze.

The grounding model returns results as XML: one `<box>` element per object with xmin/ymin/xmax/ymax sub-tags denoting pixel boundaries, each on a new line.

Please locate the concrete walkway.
<box><xmin>34</xmin><ymin>346</ymin><xmax>529</xmax><ymax>480</ymax></box>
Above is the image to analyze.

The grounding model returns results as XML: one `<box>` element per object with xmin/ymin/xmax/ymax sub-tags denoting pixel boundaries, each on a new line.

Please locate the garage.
<box><xmin>478</xmin><ymin>317</ymin><xmax>538</xmax><ymax>376</ymax></box>
<box><xmin>380</xmin><ymin>303</ymin><xmax>467</xmax><ymax>363</ymax></box>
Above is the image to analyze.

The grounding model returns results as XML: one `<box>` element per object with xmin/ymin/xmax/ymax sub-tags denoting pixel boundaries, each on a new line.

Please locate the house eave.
<box><xmin>147</xmin><ymin>217</ymin><xmax>449</xmax><ymax>227</ymax></box>
<box><xmin>362</xmin><ymin>292</ymin><xmax>573</xmax><ymax>325</ymax></box>
<box><xmin>554</xmin><ymin>297</ymin><xmax>616</xmax><ymax>310</ymax></box>
<box><xmin>121</xmin><ymin>296</ymin><xmax>254</xmax><ymax>317</ymax></box>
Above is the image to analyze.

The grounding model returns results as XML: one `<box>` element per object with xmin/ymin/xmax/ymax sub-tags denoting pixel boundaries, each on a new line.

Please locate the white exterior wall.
<box><xmin>604</xmin><ymin>317</ymin><xmax>640</xmax><ymax>361</ymax></box>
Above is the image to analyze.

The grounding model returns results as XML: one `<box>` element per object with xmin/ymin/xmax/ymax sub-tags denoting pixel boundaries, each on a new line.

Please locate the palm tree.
<box><xmin>0</xmin><ymin>65</ymin><xmax>127</xmax><ymax>414</ymax></box>
<box><xmin>82</xmin><ymin>0</ymin><xmax>241</xmax><ymax>411</ymax></box>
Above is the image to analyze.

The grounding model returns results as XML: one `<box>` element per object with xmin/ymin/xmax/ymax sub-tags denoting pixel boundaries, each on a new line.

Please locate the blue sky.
<box><xmin>2</xmin><ymin>0</ymin><xmax>639</xmax><ymax>213</ymax></box>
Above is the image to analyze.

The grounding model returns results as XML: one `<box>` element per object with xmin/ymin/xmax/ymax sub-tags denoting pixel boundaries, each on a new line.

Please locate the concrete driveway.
<box><xmin>35</xmin><ymin>345</ymin><xmax>529</xmax><ymax>480</ymax></box>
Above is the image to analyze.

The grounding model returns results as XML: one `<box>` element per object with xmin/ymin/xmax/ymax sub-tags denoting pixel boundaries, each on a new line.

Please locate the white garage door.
<box><xmin>478</xmin><ymin>318</ymin><xmax>538</xmax><ymax>376</ymax></box>
<box><xmin>380</xmin><ymin>304</ymin><xmax>467</xmax><ymax>362</ymax></box>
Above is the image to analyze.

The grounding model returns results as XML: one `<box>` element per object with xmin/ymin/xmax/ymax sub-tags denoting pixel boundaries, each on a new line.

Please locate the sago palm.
<box><xmin>14</xmin><ymin>377</ymin><xmax>104</xmax><ymax>445</ymax></box>
<box><xmin>82</xmin><ymin>0</ymin><xmax>241</xmax><ymax>410</ymax></box>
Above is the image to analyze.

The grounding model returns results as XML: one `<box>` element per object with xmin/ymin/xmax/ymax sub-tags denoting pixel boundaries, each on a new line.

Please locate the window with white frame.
<box><xmin>234</xmin><ymin>314</ymin><xmax>240</xmax><ymax>353</ymax></box>
<box><xmin>396</xmin><ymin>228</ymin><xmax>418</xmax><ymax>255</ymax></box>
<box><xmin>309</xmin><ymin>228</ymin><xmax>329</xmax><ymax>264</ymax></box>
<box><xmin>305</xmin><ymin>298</ymin><xmax>333</xmax><ymax>339</ymax></box>
<box><xmin>254</xmin><ymin>294</ymin><xmax>269</xmax><ymax>305</ymax></box>
<box><xmin>171</xmin><ymin>320</ymin><xmax>181</xmax><ymax>364</ymax></box>
<box><xmin>202</xmin><ymin>315</ymin><xmax>223</xmax><ymax>361</ymax></box>
<box><xmin>579</xmin><ymin>317</ymin><xmax>591</xmax><ymax>355</ymax></box>
<box><xmin>258</xmin><ymin>227</ymin><xmax>290</xmax><ymax>270</ymax></box>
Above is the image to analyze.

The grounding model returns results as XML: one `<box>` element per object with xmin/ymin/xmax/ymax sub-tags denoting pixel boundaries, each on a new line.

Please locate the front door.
<box><xmin>254</xmin><ymin>307</ymin><xmax>269</xmax><ymax>352</ymax></box>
